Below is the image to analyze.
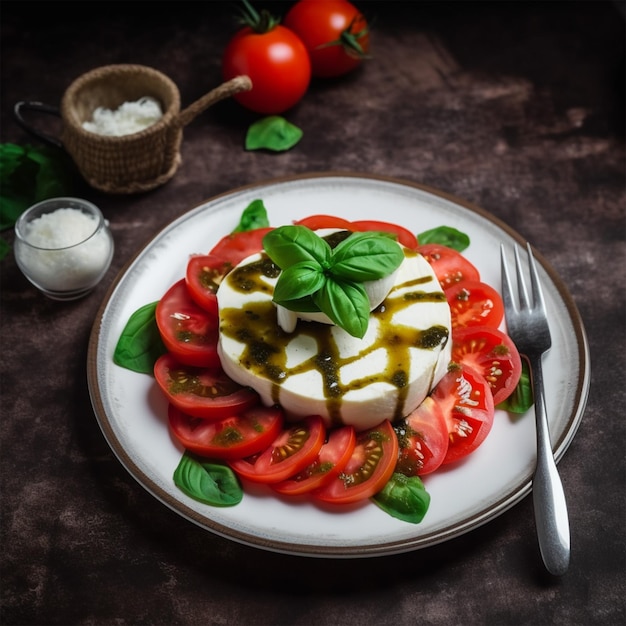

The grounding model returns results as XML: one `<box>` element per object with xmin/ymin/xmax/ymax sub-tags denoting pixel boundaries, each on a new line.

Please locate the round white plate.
<box><xmin>87</xmin><ymin>173</ymin><xmax>590</xmax><ymax>558</ymax></box>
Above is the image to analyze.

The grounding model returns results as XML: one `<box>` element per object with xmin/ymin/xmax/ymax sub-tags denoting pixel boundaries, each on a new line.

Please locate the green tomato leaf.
<box><xmin>372</xmin><ymin>473</ymin><xmax>431</xmax><ymax>524</ymax></box>
<box><xmin>497</xmin><ymin>360</ymin><xmax>534</xmax><ymax>414</ymax></box>
<box><xmin>245</xmin><ymin>116</ymin><xmax>303</xmax><ymax>152</ymax></box>
<box><xmin>313</xmin><ymin>277</ymin><xmax>370</xmax><ymax>338</ymax></box>
<box><xmin>417</xmin><ymin>225</ymin><xmax>470</xmax><ymax>252</ymax></box>
<box><xmin>113</xmin><ymin>301</ymin><xmax>167</xmax><ymax>374</ymax></box>
<box><xmin>173</xmin><ymin>453</ymin><xmax>243</xmax><ymax>507</ymax></box>
<box><xmin>330</xmin><ymin>231</ymin><xmax>404</xmax><ymax>282</ymax></box>
<box><xmin>273</xmin><ymin>260</ymin><xmax>326</xmax><ymax>304</ymax></box>
<box><xmin>263</xmin><ymin>225</ymin><xmax>331</xmax><ymax>269</ymax></box>
<box><xmin>232</xmin><ymin>198</ymin><xmax>270</xmax><ymax>233</ymax></box>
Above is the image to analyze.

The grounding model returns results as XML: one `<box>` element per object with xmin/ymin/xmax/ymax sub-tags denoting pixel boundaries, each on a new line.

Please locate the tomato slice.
<box><xmin>229</xmin><ymin>416</ymin><xmax>326</xmax><ymax>483</ymax></box>
<box><xmin>393</xmin><ymin>397</ymin><xmax>449</xmax><ymax>476</ymax></box>
<box><xmin>154</xmin><ymin>353</ymin><xmax>259</xmax><ymax>420</ymax></box>
<box><xmin>451</xmin><ymin>326</ymin><xmax>522</xmax><ymax>405</ymax></box>
<box><xmin>208</xmin><ymin>227</ymin><xmax>274</xmax><ymax>267</ymax></box>
<box><xmin>432</xmin><ymin>364</ymin><xmax>495</xmax><ymax>465</ymax></box>
<box><xmin>445</xmin><ymin>280</ymin><xmax>505</xmax><ymax>331</ymax></box>
<box><xmin>272</xmin><ymin>425</ymin><xmax>356</xmax><ymax>495</ymax></box>
<box><xmin>350</xmin><ymin>219</ymin><xmax>418</xmax><ymax>250</ymax></box>
<box><xmin>168</xmin><ymin>403</ymin><xmax>283</xmax><ymax>460</ymax></box>
<box><xmin>293</xmin><ymin>214</ymin><xmax>353</xmax><ymax>231</ymax></box>
<box><xmin>418</xmin><ymin>243</ymin><xmax>480</xmax><ymax>289</ymax></box>
<box><xmin>155</xmin><ymin>279</ymin><xmax>220</xmax><ymax>367</ymax></box>
<box><xmin>185</xmin><ymin>254</ymin><xmax>230</xmax><ymax>316</ymax></box>
<box><xmin>313</xmin><ymin>420</ymin><xmax>398</xmax><ymax>504</ymax></box>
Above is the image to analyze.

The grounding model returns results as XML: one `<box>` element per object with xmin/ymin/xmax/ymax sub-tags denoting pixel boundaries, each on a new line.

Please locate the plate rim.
<box><xmin>87</xmin><ymin>171</ymin><xmax>590</xmax><ymax>558</ymax></box>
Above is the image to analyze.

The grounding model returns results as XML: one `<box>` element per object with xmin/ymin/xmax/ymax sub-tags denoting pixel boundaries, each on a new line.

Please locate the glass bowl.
<box><xmin>14</xmin><ymin>197</ymin><xmax>114</xmax><ymax>300</ymax></box>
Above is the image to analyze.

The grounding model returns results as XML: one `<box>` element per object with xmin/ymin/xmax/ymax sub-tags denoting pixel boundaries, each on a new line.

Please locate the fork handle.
<box><xmin>529</xmin><ymin>354</ymin><xmax>571</xmax><ymax>575</ymax></box>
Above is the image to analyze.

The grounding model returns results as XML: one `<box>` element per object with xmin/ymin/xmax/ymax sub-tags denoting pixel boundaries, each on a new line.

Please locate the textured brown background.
<box><xmin>1</xmin><ymin>1</ymin><xmax>624</xmax><ymax>625</ymax></box>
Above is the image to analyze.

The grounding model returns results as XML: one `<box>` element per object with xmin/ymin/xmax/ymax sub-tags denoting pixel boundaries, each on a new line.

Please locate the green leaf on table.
<box><xmin>232</xmin><ymin>198</ymin><xmax>270</xmax><ymax>232</ymax></box>
<box><xmin>173</xmin><ymin>452</ymin><xmax>243</xmax><ymax>507</ymax></box>
<box><xmin>113</xmin><ymin>301</ymin><xmax>167</xmax><ymax>374</ymax></box>
<box><xmin>497</xmin><ymin>360</ymin><xmax>534</xmax><ymax>414</ymax></box>
<box><xmin>245</xmin><ymin>116</ymin><xmax>303</xmax><ymax>152</ymax></box>
<box><xmin>0</xmin><ymin>143</ymin><xmax>74</xmax><ymax>231</ymax></box>
<box><xmin>372</xmin><ymin>473</ymin><xmax>431</xmax><ymax>524</ymax></box>
<box><xmin>417</xmin><ymin>225</ymin><xmax>470</xmax><ymax>252</ymax></box>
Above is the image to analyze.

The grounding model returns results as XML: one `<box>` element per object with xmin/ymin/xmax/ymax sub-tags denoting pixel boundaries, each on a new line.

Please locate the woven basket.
<box><xmin>16</xmin><ymin>65</ymin><xmax>251</xmax><ymax>194</ymax></box>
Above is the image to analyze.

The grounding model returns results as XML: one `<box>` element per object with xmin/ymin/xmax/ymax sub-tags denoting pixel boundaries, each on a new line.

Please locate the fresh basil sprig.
<box><xmin>373</xmin><ymin>473</ymin><xmax>431</xmax><ymax>524</ymax></box>
<box><xmin>417</xmin><ymin>225</ymin><xmax>470</xmax><ymax>252</ymax></box>
<box><xmin>232</xmin><ymin>198</ymin><xmax>270</xmax><ymax>233</ymax></box>
<box><xmin>113</xmin><ymin>301</ymin><xmax>166</xmax><ymax>374</ymax></box>
<box><xmin>173</xmin><ymin>452</ymin><xmax>243</xmax><ymax>507</ymax></box>
<box><xmin>263</xmin><ymin>225</ymin><xmax>403</xmax><ymax>338</ymax></box>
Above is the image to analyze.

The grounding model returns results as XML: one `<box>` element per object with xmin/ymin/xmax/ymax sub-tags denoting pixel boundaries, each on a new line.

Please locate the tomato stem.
<box><xmin>237</xmin><ymin>0</ymin><xmax>280</xmax><ymax>34</ymax></box>
<box><xmin>315</xmin><ymin>16</ymin><xmax>371</xmax><ymax>60</ymax></box>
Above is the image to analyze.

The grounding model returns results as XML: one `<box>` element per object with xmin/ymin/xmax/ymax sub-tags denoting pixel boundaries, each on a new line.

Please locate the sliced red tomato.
<box><xmin>229</xmin><ymin>416</ymin><xmax>326</xmax><ymax>484</ymax></box>
<box><xmin>313</xmin><ymin>420</ymin><xmax>398</xmax><ymax>504</ymax></box>
<box><xmin>351</xmin><ymin>220</ymin><xmax>419</xmax><ymax>250</ymax></box>
<box><xmin>293</xmin><ymin>214</ymin><xmax>353</xmax><ymax>231</ymax></box>
<box><xmin>418</xmin><ymin>243</ymin><xmax>480</xmax><ymax>289</ymax></box>
<box><xmin>394</xmin><ymin>396</ymin><xmax>449</xmax><ymax>476</ymax></box>
<box><xmin>272</xmin><ymin>425</ymin><xmax>356</xmax><ymax>495</ymax></box>
<box><xmin>432</xmin><ymin>364</ymin><xmax>495</xmax><ymax>465</ymax></box>
<box><xmin>154</xmin><ymin>353</ymin><xmax>259</xmax><ymax>420</ymax></box>
<box><xmin>185</xmin><ymin>254</ymin><xmax>230</xmax><ymax>316</ymax></box>
<box><xmin>168</xmin><ymin>403</ymin><xmax>283</xmax><ymax>460</ymax></box>
<box><xmin>208</xmin><ymin>227</ymin><xmax>274</xmax><ymax>267</ymax></box>
<box><xmin>445</xmin><ymin>280</ymin><xmax>505</xmax><ymax>331</ymax></box>
<box><xmin>155</xmin><ymin>279</ymin><xmax>220</xmax><ymax>367</ymax></box>
<box><xmin>451</xmin><ymin>326</ymin><xmax>522</xmax><ymax>405</ymax></box>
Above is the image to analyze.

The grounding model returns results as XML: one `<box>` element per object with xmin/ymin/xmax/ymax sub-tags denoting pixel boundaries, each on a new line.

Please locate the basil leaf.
<box><xmin>417</xmin><ymin>225</ymin><xmax>470</xmax><ymax>252</ymax></box>
<box><xmin>245</xmin><ymin>116</ymin><xmax>303</xmax><ymax>152</ymax></box>
<box><xmin>263</xmin><ymin>225</ymin><xmax>331</xmax><ymax>269</ymax></box>
<box><xmin>113</xmin><ymin>301</ymin><xmax>167</xmax><ymax>374</ymax></box>
<box><xmin>497</xmin><ymin>360</ymin><xmax>534</xmax><ymax>414</ymax></box>
<box><xmin>1</xmin><ymin>143</ymin><xmax>74</xmax><ymax>231</ymax></box>
<box><xmin>275</xmin><ymin>294</ymin><xmax>320</xmax><ymax>313</ymax></box>
<box><xmin>173</xmin><ymin>453</ymin><xmax>243</xmax><ymax>507</ymax></box>
<box><xmin>313</xmin><ymin>278</ymin><xmax>370</xmax><ymax>338</ymax></box>
<box><xmin>232</xmin><ymin>198</ymin><xmax>270</xmax><ymax>233</ymax></box>
<box><xmin>273</xmin><ymin>260</ymin><xmax>326</xmax><ymax>303</ymax></box>
<box><xmin>331</xmin><ymin>231</ymin><xmax>404</xmax><ymax>282</ymax></box>
<box><xmin>372</xmin><ymin>473</ymin><xmax>431</xmax><ymax>524</ymax></box>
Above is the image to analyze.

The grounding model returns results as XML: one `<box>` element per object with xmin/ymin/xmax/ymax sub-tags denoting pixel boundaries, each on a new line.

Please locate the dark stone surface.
<box><xmin>1</xmin><ymin>2</ymin><xmax>624</xmax><ymax>624</ymax></box>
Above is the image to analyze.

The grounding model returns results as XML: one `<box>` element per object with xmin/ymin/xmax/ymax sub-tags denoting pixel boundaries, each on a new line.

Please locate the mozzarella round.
<box><xmin>217</xmin><ymin>246</ymin><xmax>451</xmax><ymax>431</ymax></box>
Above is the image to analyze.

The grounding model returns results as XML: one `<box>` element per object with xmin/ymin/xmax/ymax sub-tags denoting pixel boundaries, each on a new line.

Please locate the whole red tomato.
<box><xmin>222</xmin><ymin>3</ymin><xmax>311</xmax><ymax>114</ymax></box>
<box><xmin>283</xmin><ymin>0</ymin><xmax>370</xmax><ymax>78</ymax></box>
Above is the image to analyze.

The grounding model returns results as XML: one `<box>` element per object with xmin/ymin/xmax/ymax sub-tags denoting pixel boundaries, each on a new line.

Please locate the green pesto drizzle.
<box><xmin>219</xmin><ymin>252</ymin><xmax>449</xmax><ymax>427</ymax></box>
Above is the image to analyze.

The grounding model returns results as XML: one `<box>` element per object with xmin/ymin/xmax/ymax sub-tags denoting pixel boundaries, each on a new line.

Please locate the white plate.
<box><xmin>87</xmin><ymin>173</ymin><xmax>590</xmax><ymax>558</ymax></box>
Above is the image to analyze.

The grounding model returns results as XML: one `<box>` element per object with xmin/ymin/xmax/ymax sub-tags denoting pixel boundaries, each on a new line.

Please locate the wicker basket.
<box><xmin>15</xmin><ymin>65</ymin><xmax>251</xmax><ymax>194</ymax></box>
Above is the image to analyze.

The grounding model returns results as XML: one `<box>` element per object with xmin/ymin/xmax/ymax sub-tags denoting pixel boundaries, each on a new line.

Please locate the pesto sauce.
<box><xmin>219</xmin><ymin>252</ymin><xmax>449</xmax><ymax>427</ymax></box>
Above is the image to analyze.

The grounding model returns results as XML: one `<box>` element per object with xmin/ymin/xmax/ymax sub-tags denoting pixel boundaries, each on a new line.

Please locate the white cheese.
<box><xmin>82</xmin><ymin>96</ymin><xmax>163</xmax><ymax>136</ymax></box>
<box><xmin>16</xmin><ymin>207</ymin><xmax>113</xmax><ymax>292</ymax></box>
<box><xmin>217</xmin><ymin>246</ymin><xmax>452</xmax><ymax>431</ymax></box>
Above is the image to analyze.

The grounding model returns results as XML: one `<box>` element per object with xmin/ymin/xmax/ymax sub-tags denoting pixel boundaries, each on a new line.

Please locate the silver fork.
<box><xmin>500</xmin><ymin>243</ymin><xmax>570</xmax><ymax>576</ymax></box>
